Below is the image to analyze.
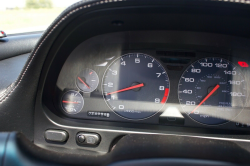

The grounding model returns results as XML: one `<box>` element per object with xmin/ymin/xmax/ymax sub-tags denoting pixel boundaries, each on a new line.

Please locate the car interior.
<box><xmin>1</xmin><ymin>0</ymin><xmax>250</xmax><ymax>165</ymax></box>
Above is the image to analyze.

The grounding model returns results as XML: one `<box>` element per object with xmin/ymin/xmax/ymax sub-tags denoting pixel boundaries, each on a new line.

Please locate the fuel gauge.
<box><xmin>61</xmin><ymin>90</ymin><xmax>84</xmax><ymax>114</ymax></box>
<box><xmin>76</xmin><ymin>68</ymin><xmax>99</xmax><ymax>93</ymax></box>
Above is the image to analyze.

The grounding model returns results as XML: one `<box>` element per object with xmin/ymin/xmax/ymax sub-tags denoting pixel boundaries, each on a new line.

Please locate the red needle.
<box><xmin>78</xmin><ymin>77</ymin><xmax>90</xmax><ymax>89</ymax></box>
<box><xmin>107</xmin><ymin>83</ymin><xmax>144</xmax><ymax>95</ymax></box>
<box><xmin>190</xmin><ymin>84</ymin><xmax>220</xmax><ymax>114</ymax></box>
<box><xmin>62</xmin><ymin>101</ymin><xmax>79</xmax><ymax>104</ymax></box>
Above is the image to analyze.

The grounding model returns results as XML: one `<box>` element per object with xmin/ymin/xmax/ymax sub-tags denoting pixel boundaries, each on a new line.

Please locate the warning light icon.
<box><xmin>238</xmin><ymin>61</ymin><xmax>249</xmax><ymax>67</ymax></box>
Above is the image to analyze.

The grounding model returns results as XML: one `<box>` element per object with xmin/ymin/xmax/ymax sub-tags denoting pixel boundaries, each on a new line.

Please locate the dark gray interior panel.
<box><xmin>0</xmin><ymin>54</ymin><xmax>29</xmax><ymax>94</ymax></box>
<box><xmin>0</xmin><ymin>34</ymin><xmax>41</xmax><ymax>60</ymax></box>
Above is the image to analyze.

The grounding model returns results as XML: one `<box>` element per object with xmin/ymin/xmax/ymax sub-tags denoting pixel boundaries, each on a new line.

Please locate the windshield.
<box><xmin>0</xmin><ymin>0</ymin><xmax>80</xmax><ymax>34</ymax></box>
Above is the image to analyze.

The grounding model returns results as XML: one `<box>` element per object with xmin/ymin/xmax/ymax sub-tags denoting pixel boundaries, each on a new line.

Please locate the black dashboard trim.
<box><xmin>0</xmin><ymin>0</ymin><xmax>250</xmax><ymax>165</ymax></box>
<box><xmin>0</xmin><ymin>34</ymin><xmax>41</xmax><ymax>61</ymax></box>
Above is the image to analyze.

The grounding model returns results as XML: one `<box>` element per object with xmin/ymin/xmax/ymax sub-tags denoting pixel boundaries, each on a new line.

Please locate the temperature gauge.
<box><xmin>61</xmin><ymin>90</ymin><xmax>84</xmax><ymax>114</ymax></box>
<box><xmin>76</xmin><ymin>68</ymin><xmax>99</xmax><ymax>93</ymax></box>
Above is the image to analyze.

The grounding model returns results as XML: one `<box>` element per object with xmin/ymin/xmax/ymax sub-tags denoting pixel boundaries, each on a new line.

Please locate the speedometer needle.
<box><xmin>107</xmin><ymin>83</ymin><xmax>144</xmax><ymax>95</ymax></box>
<box><xmin>190</xmin><ymin>84</ymin><xmax>220</xmax><ymax>114</ymax></box>
<box><xmin>78</xmin><ymin>77</ymin><xmax>90</xmax><ymax>89</ymax></box>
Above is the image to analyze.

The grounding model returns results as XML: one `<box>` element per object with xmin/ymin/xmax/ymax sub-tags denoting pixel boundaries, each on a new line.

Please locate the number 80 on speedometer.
<box><xmin>178</xmin><ymin>57</ymin><xmax>247</xmax><ymax>125</ymax></box>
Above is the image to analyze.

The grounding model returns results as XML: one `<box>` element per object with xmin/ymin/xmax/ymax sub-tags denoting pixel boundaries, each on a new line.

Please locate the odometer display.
<box><xmin>102</xmin><ymin>53</ymin><xmax>170</xmax><ymax>120</ymax></box>
<box><xmin>178</xmin><ymin>57</ymin><xmax>247</xmax><ymax>125</ymax></box>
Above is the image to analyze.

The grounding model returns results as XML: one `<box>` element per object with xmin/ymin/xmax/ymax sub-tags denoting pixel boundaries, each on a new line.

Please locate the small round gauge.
<box><xmin>61</xmin><ymin>90</ymin><xmax>84</xmax><ymax>114</ymax></box>
<box><xmin>76</xmin><ymin>68</ymin><xmax>99</xmax><ymax>93</ymax></box>
<box><xmin>102</xmin><ymin>53</ymin><xmax>170</xmax><ymax>120</ymax></box>
<box><xmin>178</xmin><ymin>57</ymin><xmax>247</xmax><ymax>125</ymax></box>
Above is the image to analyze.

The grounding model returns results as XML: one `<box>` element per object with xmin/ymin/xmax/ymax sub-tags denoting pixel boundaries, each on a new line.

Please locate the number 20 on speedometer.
<box><xmin>178</xmin><ymin>57</ymin><xmax>247</xmax><ymax>125</ymax></box>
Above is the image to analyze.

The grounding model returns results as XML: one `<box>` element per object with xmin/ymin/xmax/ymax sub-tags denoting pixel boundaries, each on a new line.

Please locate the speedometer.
<box><xmin>178</xmin><ymin>57</ymin><xmax>247</xmax><ymax>125</ymax></box>
<box><xmin>102</xmin><ymin>53</ymin><xmax>170</xmax><ymax>120</ymax></box>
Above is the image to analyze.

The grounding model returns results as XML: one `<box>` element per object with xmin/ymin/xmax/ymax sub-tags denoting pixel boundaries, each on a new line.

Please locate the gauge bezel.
<box><xmin>178</xmin><ymin>57</ymin><xmax>248</xmax><ymax>126</ymax></box>
<box><xmin>75</xmin><ymin>68</ymin><xmax>99</xmax><ymax>93</ymax></box>
<box><xmin>61</xmin><ymin>90</ymin><xmax>84</xmax><ymax>115</ymax></box>
<box><xmin>101</xmin><ymin>53</ymin><xmax>170</xmax><ymax>121</ymax></box>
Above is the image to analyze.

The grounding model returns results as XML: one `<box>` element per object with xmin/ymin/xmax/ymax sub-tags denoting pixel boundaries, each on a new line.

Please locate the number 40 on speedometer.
<box><xmin>178</xmin><ymin>57</ymin><xmax>247</xmax><ymax>125</ymax></box>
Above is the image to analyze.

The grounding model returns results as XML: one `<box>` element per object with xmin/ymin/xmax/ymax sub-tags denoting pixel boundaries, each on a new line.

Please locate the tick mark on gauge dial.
<box><xmin>76</xmin><ymin>68</ymin><xmax>99</xmax><ymax>93</ymax></box>
<box><xmin>102</xmin><ymin>53</ymin><xmax>170</xmax><ymax>120</ymax></box>
<box><xmin>61</xmin><ymin>90</ymin><xmax>84</xmax><ymax>114</ymax></box>
<box><xmin>178</xmin><ymin>57</ymin><xmax>247</xmax><ymax>125</ymax></box>
<box><xmin>161</xmin><ymin>88</ymin><xmax>169</xmax><ymax>104</ymax></box>
<box><xmin>190</xmin><ymin>84</ymin><xmax>220</xmax><ymax>114</ymax></box>
<box><xmin>107</xmin><ymin>83</ymin><xmax>144</xmax><ymax>95</ymax></box>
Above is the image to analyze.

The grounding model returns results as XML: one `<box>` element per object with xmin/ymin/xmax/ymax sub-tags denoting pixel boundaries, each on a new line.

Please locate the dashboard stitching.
<box><xmin>0</xmin><ymin>0</ymin><xmax>125</xmax><ymax>103</ymax></box>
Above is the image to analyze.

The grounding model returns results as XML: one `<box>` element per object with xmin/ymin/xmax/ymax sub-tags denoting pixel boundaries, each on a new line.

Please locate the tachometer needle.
<box><xmin>190</xmin><ymin>84</ymin><xmax>220</xmax><ymax>114</ymax></box>
<box><xmin>62</xmin><ymin>101</ymin><xmax>79</xmax><ymax>104</ymax></box>
<box><xmin>78</xmin><ymin>77</ymin><xmax>90</xmax><ymax>89</ymax></box>
<box><xmin>107</xmin><ymin>83</ymin><xmax>144</xmax><ymax>95</ymax></box>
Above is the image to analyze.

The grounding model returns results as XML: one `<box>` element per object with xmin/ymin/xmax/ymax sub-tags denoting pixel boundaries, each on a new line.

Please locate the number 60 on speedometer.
<box><xmin>178</xmin><ymin>57</ymin><xmax>247</xmax><ymax>125</ymax></box>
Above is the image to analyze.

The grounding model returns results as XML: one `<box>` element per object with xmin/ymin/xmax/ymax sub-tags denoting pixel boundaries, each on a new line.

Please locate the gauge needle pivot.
<box><xmin>62</xmin><ymin>101</ymin><xmax>79</xmax><ymax>104</ymax></box>
<box><xmin>78</xmin><ymin>77</ymin><xmax>90</xmax><ymax>89</ymax></box>
<box><xmin>107</xmin><ymin>83</ymin><xmax>144</xmax><ymax>95</ymax></box>
<box><xmin>190</xmin><ymin>84</ymin><xmax>220</xmax><ymax>114</ymax></box>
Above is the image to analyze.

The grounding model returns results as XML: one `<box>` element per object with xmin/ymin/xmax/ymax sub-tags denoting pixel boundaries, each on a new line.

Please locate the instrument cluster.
<box><xmin>55</xmin><ymin>31</ymin><xmax>250</xmax><ymax>129</ymax></box>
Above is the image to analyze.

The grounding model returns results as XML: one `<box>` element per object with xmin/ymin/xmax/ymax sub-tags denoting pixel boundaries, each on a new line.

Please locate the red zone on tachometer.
<box><xmin>161</xmin><ymin>88</ymin><xmax>169</xmax><ymax>104</ymax></box>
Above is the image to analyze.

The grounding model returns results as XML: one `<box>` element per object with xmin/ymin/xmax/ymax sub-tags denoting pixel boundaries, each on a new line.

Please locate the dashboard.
<box><xmin>3</xmin><ymin>0</ymin><xmax>250</xmax><ymax>165</ymax></box>
<box><xmin>49</xmin><ymin>31</ymin><xmax>250</xmax><ymax>131</ymax></box>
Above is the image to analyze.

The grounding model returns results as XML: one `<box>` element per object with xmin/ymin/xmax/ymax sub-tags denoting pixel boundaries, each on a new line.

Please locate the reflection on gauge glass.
<box><xmin>178</xmin><ymin>57</ymin><xmax>247</xmax><ymax>125</ymax></box>
<box><xmin>102</xmin><ymin>53</ymin><xmax>170</xmax><ymax>120</ymax></box>
<box><xmin>61</xmin><ymin>90</ymin><xmax>84</xmax><ymax>114</ymax></box>
<box><xmin>76</xmin><ymin>68</ymin><xmax>99</xmax><ymax>93</ymax></box>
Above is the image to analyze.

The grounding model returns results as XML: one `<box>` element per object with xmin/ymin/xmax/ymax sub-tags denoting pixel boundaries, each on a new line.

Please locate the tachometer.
<box><xmin>178</xmin><ymin>57</ymin><xmax>247</xmax><ymax>125</ymax></box>
<box><xmin>102</xmin><ymin>53</ymin><xmax>170</xmax><ymax>120</ymax></box>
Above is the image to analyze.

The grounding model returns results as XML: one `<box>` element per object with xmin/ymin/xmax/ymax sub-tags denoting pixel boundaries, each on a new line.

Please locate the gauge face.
<box><xmin>76</xmin><ymin>68</ymin><xmax>99</xmax><ymax>93</ymax></box>
<box><xmin>61</xmin><ymin>90</ymin><xmax>84</xmax><ymax>114</ymax></box>
<box><xmin>178</xmin><ymin>57</ymin><xmax>247</xmax><ymax>125</ymax></box>
<box><xmin>102</xmin><ymin>53</ymin><xmax>170</xmax><ymax>120</ymax></box>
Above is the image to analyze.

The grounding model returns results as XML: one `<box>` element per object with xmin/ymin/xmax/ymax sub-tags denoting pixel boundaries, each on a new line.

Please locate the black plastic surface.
<box><xmin>0</xmin><ymin>34</ymin><xmax>41</xmax><ymax>60</ymax></box>
<box><xmin>109</xmin><ymin>159</ymin><xmax>238</xmax><ymax>166</ymax></box>
<box><xmin>1</xmin><ymin>132</ymin><xmax>58</xmax><ymax>166</ymax></box>
<box><xmin>0</xmin><ymin>54</ymin><xmax>29</xmax><ymax>94</ymax></box>
<box><xmin>4</xmin><ymin>132</ymin><xmax>250</xmax><ymax>166</ymax></box>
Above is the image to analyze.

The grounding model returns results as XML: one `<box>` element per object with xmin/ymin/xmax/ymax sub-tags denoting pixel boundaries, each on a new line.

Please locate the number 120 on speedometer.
<box><xmin>178</xmin><ymin>57</ymin><xmax>247</xmax><ymax>125</ymax></box>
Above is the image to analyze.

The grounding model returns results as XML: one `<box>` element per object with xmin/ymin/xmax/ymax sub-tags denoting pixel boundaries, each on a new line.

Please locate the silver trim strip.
<box><xmin>46</xmin><ymin>114</ymin><xmax>250</xmax><ymax>143</ymax></box>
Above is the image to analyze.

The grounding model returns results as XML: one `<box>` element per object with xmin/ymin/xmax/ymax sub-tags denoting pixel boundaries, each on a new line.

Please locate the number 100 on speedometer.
<box><xmin>178</xmin><ymin>57</ymin><xmax>247</xmax><ymax>125</ymax></box>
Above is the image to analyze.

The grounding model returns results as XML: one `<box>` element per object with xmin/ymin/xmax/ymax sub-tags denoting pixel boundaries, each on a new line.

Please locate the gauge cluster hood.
<box><xmin>0</xmin><ymin>0</ymin><xmax>250</xmax><ymax>165</ymax></box>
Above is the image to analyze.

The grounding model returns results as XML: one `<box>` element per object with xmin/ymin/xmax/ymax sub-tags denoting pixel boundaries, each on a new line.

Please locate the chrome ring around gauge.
<box><xmin>76</xmin><ymin>68</ymin><xmax>99</xmax><ymax>93</ymax></box>
<box><xmin>178</xmin><ymin>57</ymin><xmax>247</xmax><ymax>125</ymax></box>
<box><xmin>102</xmin><ymin>53</ymin><xmax>170</xmax><ymax>120</ymax></box>
<box><xmin>61</xmin><ymin>90</ymin><xmax>84</xmax><ymax>114</ymax></box>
